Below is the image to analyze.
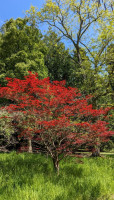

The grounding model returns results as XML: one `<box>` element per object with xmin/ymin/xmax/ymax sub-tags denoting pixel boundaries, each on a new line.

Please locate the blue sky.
<box><xmin>0</xmin><ymin>0</ymin><xmax>69</xmax><ymax>48</ymax></box>
<box><xmin>0</xmin><ymin>0</ymin><xmax>44</xmax><ymax>26</ymax></box>
<box><xmin>0</xmin><ymin>0</ymin><xmax>98</xmax><ymax>50</ymax></box>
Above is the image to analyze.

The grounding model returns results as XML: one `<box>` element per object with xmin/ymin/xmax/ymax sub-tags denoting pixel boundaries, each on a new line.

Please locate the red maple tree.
<box><xmin>0</xmin><ymin>72</ymin><xmax>113</xmax><ymax>174</ymax></box>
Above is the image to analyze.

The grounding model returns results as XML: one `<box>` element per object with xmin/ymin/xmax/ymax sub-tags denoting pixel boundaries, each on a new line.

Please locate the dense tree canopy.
<box><xmin>43</xmin><ymin>28</ymin><xmax>84</xmax><ymax>87</ymax></box>
<box><xmin>0</xmin><ymin>18</ymin><xmax>48</xmax><ymax>85</ymax></box>
<box><xmin>0</xmin><ymin>1</ymin><xmax>114</xmax><ymax>156</ymax></box>
<box><xmin>0</xmin><ymin>72</ymin><xmax>113</xmax><ymax>172</ymax></box>
<box><xmin>26</xmin><ymin>0</ymin><xmax>114</xmax><ymax>107</ymax></box>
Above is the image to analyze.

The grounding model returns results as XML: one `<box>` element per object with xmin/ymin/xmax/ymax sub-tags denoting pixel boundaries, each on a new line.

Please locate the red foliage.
<box><xmin>0</xmin><ymin>72</ymin><xmax>113</xmax><ymax>162</ymax></box>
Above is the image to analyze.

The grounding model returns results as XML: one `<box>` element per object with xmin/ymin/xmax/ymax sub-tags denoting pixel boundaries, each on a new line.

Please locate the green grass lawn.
<box><xmin>0</xmin><ymin>152</ymin><xmax>114</xmax><ymax>200</ymax></box>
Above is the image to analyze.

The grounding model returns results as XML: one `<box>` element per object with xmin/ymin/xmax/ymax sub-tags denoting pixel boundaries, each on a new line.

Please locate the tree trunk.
<box><xmin>91</xmin><ymin>146</ymin><xmax>101</xmax><ymax>157</ymax></box>
<box><xmin>28</xmin><ymin>139</ymin><xmax>32</xmax><ymax>153</ymax></box>
<box><xmin>92</xmin><ymin>97</ymin><xmax>97</xmax><ymax>109</ymax></box>
<box><xmin>52</xmin><ymin>157</ymin><xmax>59</xmax><ymax>175</ymax></box>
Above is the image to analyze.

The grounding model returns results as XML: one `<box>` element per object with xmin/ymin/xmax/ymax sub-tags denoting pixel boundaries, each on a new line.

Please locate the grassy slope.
<box><xmin>0</xmin><ymin>152</ymin><xmax>114</xmax><ymax>200</ymax></box>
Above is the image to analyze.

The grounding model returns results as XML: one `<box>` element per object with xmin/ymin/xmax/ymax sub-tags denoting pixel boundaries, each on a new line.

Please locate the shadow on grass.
<box><xmin>106</xmin><ymin>154</ymin><xmax>114</xmax><ymax>158</ymax></box>
<box><xmin>62</xmin><ymin>165</ymin><xmax>83</xmax><ymax>177</ymax></box>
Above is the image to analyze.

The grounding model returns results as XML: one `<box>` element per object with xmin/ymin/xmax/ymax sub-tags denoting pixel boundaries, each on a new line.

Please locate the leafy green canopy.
<box><xmin>0</xmin><ymin>18</ymin><xmax>48</xmax><ymax>85</ymax></box>
<box><xmin>26</xmin><ymin>0</ymin><xmax>114</xmax><ymax>107</ymax></box>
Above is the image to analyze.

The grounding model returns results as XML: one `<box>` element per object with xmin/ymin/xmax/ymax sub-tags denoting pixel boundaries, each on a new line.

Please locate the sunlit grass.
<box><xmin>0</xmin><ymin>152</ymin><xmax>114</xmax><ymax>200</ymax></box>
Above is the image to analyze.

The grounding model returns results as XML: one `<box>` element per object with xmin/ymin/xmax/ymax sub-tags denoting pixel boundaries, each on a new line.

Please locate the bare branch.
<box><xmin>80</xmin><ymin>41</ymin><xmax>95</xmax><ymax>61</ymax></box>
<box><xmin>97</xmin><ymin>39</ymin><xmax>112</xmax><ymax>58</ymax></box>
<box><xmin>80</xmin><ymin>16</ymin><xmax>100</xmax><ymax>38</ymax></box>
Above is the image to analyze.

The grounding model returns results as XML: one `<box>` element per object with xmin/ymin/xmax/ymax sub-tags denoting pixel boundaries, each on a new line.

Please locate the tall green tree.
<box><xmin>26</xmin><ymin>0</ymin><xmax>114</xmax><ymax>107</ymax></box>
<box><xmin>43</xmin><ymin>28</ymin><xmax>93</xmax><ymax>91</ymax></box>
<box><xmin>0</xmin><ymin>17</ymin><xmax>48</xmax><ymax>85</ymax></box>
<box><xmin>43</xmin><ymin>28</ymin><xmax>78</xmax><ymax>87</ymax></box>
<box><xmin>106</xmin><ymin>44</ymin><xmax>114</xmax><ymax>101</ymax></box>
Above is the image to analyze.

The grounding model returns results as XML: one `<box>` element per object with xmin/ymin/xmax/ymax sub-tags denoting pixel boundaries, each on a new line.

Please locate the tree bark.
<box><xmin>92</xmin><ymin>97</ymin><xmax>97</xmax><ymax>109</ymax></box>
<box><xmin>91</xmin><ymin>146</ymin><xmax>101</xmax><ymax>157</ymax></box>
<box><xmin>28</xmin><ymin>138</ymin><xmax>32</xmax><ymax>153</ymax></box>
<box><xmin>52</xmin><ymin>157</ymin><xmax>59</xmax><ymax>175</ymax></box>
